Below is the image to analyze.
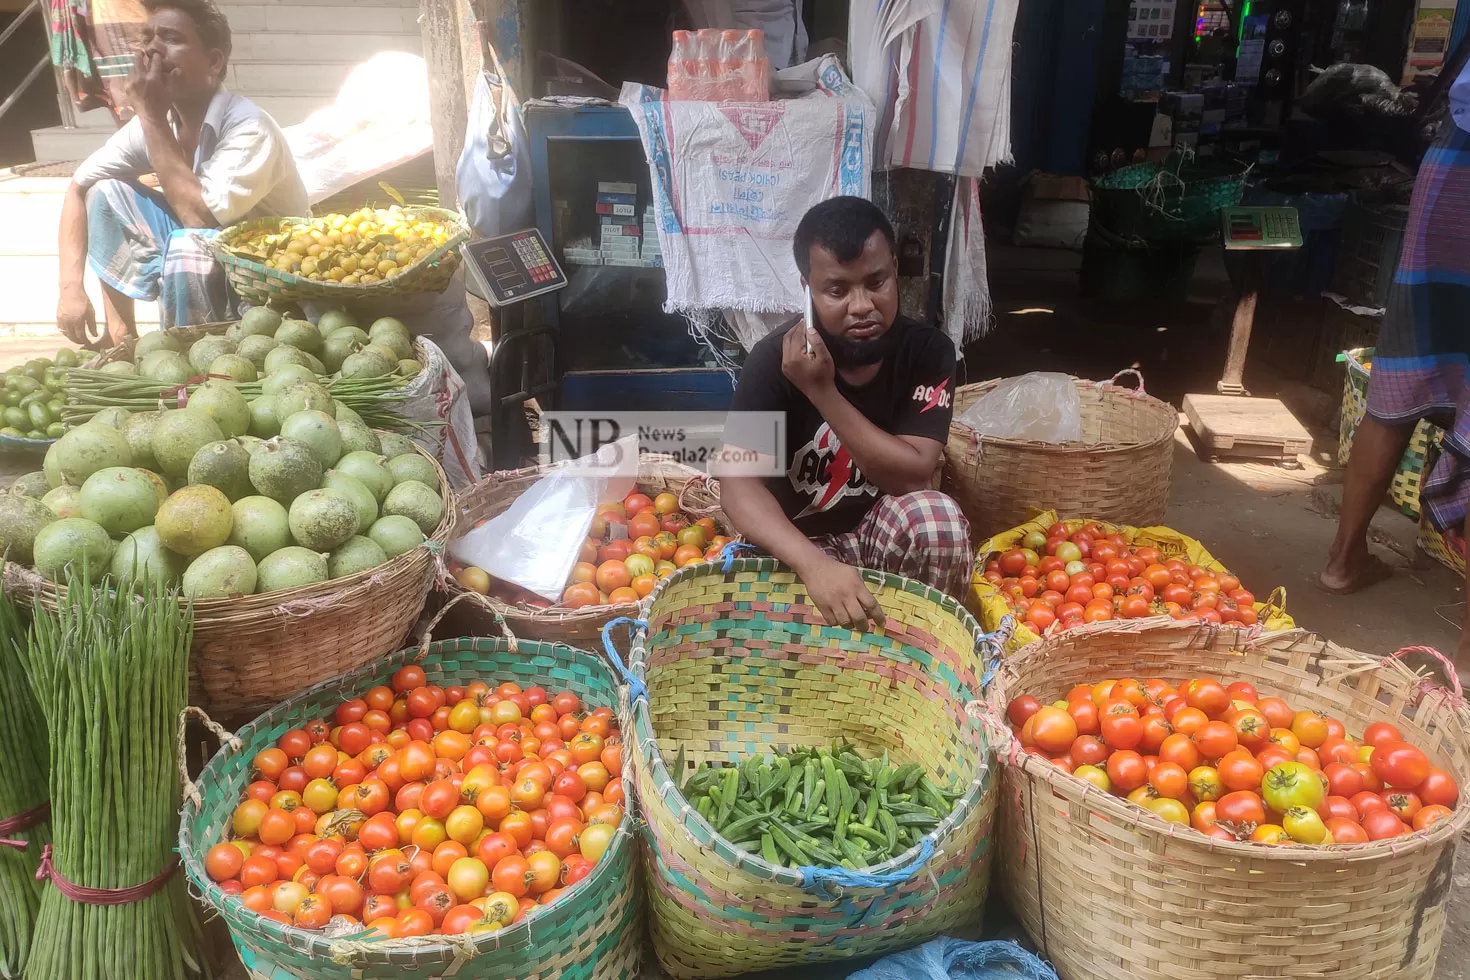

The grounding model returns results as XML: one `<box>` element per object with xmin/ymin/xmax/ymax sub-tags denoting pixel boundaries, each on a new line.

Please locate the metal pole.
<box><xmin>0</xmin><ymin>0</ymin><xmax>40</xmax><ymax>50</ymax></box>
<box><xmin>0</xmin><ymin>56</ymin><xmax>50</xmax><ymax>125</ymax></box>
<box><xmin>1218</xmin><ymin>252</ymin><xmax>1259</xmax><ymax>395</ymax></box>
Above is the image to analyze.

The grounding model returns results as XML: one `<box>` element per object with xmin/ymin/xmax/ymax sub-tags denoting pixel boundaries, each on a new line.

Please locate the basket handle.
<box><xmin>677</xmin><ymin>473</ymin><xmax>722</xmax><ymax>517</ymax></box>
<box><xmin>416</xmin><ymin>591</ymin><xmax>520</xmax><ymax>657</ymax></box>
<box><xmin>1099</xmin><ymin>368</ymin><xmax>1146</xmax><ymax>398</ymax></box>
<box><xmin>1383</xmin><ymin>645</ymin><xmax>1465</xmax><ymax>704</ymax></box>
<box><xmin>797</xmin><ymin>836</ymin><xmax>935</xmax><ymax>897</ymax></box>
<box><xmin>600</xmin><ymin>617</ymin><xmax>649</xmax><ymax>702</ymax></box>
<box><xmin>178</xmin><ymin>706</ymin><xmax>242</xmax><ymax>811</ymax></box>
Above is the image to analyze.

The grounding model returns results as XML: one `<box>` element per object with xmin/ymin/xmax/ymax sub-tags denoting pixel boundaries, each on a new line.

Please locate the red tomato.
<box><xmin>1370</xmin><ymin>742</ymin><xmax>1431</xmax><ymax>789</ymax></box>
<box><xmin>1416</xmin><ymin>767</ymin><xmax>1460</xmax><ymax>808</ymax></box>
<box><xmin>1319</xmin><ymin>796</ymin><xmax>1359</xmax><ymax>822</ymax></box>
<box><xmin>1325</xmin><ymin>817</ymin><xmax>1369</xmax><ymax>844</ymax></box>
<box><xmin>1350</xmin><ymin>791</ymin><xmax>1388</xmax><ymax>819</ymax></box>
<box><xmin>1106</xmin><ymin>751</ymin><xmax>1148</xmax><ymax>792</ymax></box>
<box><xmin>1362</xmin><ymin>722</ymin><xmax>1403</xmax><ymax>748</ymax></box>
<box><xmin>1361</xmin><ymin>810</ymin><xmax>1410</xmax><ymax>841</ymax></box>
<box><xmin>1323</xmin><ymin>763</ymin><xmax>1363</xmax><ymax>799</ymax></box>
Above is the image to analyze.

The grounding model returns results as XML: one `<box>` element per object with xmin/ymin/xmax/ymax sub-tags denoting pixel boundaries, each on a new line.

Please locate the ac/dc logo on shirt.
<box><xmin>788</xmin><ymin>422</ymin><xmax>877</xmax><ymax>518</ymax></box>
<box><xmin>913</xmin><ymin>379</ymin><xmax>951</xmax><ymax>412</ymax></box>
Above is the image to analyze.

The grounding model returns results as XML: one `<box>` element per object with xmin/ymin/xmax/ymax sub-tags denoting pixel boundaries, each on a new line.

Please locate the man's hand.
<box><xmin>802</xmin><ymin>555</ymin><xmax>886</xmax><ymax>631</ymax></box>
<box><xmin>781</xmin><ymin>319</ymin><xmax>835</xmax><ymax>399</ymax></box>
<box><xmin>56</xmin><ymin>283</ymin><xmax>100</xmax><ymax>348</ymax></box>
<box><xmin>126</xmin><ymin>50</ymin><xmax>174</xmax><ymax>122</ymax></box>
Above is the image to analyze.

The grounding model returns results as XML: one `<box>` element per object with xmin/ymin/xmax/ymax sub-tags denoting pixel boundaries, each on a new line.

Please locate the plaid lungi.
<box><xmin>86</xmin><ymin>178</ymin><xmax>231</xmax><ymax>329</ymax></box>
<box><xmin>817</xmin><ymin>489</ymin><xmax>973</xmax><ymax>595</ymax></box>
<box><xmin>1367</xmin><ymin>124</ymin><xmax>1470</xmax><ymax>535</ymax></box>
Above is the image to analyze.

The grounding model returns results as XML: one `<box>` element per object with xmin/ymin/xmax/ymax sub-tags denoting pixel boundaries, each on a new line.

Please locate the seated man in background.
<box><xmin>56</xmin><ymin>0</ymin><xmax>307</xmax><ymax>343</ymax></box>
<box><xmin>720</xmin><ymin>197</ymin><xmax>970</xmax><ymax>629</ymax></box>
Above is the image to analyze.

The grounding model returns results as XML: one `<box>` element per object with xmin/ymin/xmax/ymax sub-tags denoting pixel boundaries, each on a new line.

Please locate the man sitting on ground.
<box><xmin>720</xmin><ymin>196</ymin><xmax>970</xmax><ymax>629</ymax></box>
<box><xmin>56</xmin><ymin>0</ymin><xmax>307</xmax><ymax>343</ymax></box>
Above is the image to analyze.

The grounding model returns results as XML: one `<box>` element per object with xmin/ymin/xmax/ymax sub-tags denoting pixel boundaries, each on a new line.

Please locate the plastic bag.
<box><xmin>667</xmin><ymin>28</ymin><xmax>772</xmax><ymax>102</ymax></box>
<box><xmin>395</xmin><ymin>336</ymin><xmax>483</xmax><ymax>491</ymax></box>
<box><xmin>847</xmin><ymin>937</ymin><xmax>1059</xmax><ymax>980</ymax></box>
<box><xmin>284</xmin><ymin>52</ymin><xmax>433</xmax><ymax>205</ymax></box>
<box><xmin>457</xmin><ymin>57</ymin><xmax>533</xmax><ymax>239</ymax></box>
<box><xmin>956</xmin><ymin>372</ymin><xmax>1081</xmax><ymax>442</ymax></box>
<box><xmin>448</xmin><ymin>437</ymin><xmax>636</xmax><ymax>601</ymax></box>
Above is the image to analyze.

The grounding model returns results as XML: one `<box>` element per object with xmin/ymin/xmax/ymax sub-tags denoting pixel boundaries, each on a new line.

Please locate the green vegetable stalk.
<box><xmin>20</xmin><ymin>572</ymin><xmax>206</xmax><ymax>980</ymax></box>
<box><xmin>0</xmin><ymin>585</ymin><xmax>48</xmax><ymax>978</ymax></box>
<box><xmin>62</xmin><ymin>368</ymin><xmax>424</xmax><ymax>432</ymax></box>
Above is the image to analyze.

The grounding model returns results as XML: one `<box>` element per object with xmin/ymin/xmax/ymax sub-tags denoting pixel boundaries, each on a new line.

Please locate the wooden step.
<box><xmin>216</xmin><ymin>4</ymin><xmax>419</xmax><ymax>34</ymax></box>
<box><xmin>230</xmin><ymin>30</ymin><xmax>421</xmax><ymax>62</ymax></box>
<box><xmin>228</xmin><ymin>60</ymin><xmax>355</xmax><ymax>96</ymax></box>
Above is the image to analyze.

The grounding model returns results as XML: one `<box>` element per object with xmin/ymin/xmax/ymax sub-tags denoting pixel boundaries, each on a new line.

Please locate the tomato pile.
<box><xmin>1006</xmin><ymin>675</ymin><xmax>1460</xmax><ymax>845</ymax></box>
<box><xmin>452</xmin><ymin>489</ymin><xmax>731</xmax><ymax>610</ymax></box>
<box><xmin>204</xmin><ymin>669</ymin><xmax>625</xmax><ymax>938</ymax></box>
<box><xmin>981</xmin><ymin>521</ymin><xmax>1261</xmax><ymax>634</ymax></box>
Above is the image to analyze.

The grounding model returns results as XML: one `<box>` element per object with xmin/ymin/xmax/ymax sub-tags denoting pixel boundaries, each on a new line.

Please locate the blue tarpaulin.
<box><xmin>848</xmin><ymin>938</ymin><xmax>1060</xmax><ymax>980</ymax></box>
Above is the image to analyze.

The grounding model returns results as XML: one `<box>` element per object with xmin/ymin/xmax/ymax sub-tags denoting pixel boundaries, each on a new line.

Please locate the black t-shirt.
<box><xmin>728</xmin><ymin>316</ymin><xmax>956</xmax><ymax>537</ymax></box>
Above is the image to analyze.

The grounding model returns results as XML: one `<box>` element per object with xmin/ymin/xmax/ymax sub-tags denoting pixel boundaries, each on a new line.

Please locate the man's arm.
<box><xmin>56</xmin><ymin>182</ymin><xmax>97</xmax><ymax>346</ymax></box>
<box><xmin>720</xmin><ymin>474</ymin><xmax>885</xmax><ymax>629</ymax></box>
<box><xmin>780</xmin><ymin>323</ymin><xmax>940</xmax><ymax>495</ymax></box>
<box><xmin>129</xmin><ymin>51</ymin><xmax>214</xmax><ymax>227</ymax></box>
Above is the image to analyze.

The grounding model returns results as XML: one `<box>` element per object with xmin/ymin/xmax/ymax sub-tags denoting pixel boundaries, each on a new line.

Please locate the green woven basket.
<box><xmin>1339</xmin><ymin>347</ymin><xmax>1441</xmax><ymax>518</ymax></box>
<box><xmin>178</xmin><ymin>636</ymin><xmax>642</xmax><ymax>980</ymax></box>
<box><xmin>211</xmin><ymin>206</ymin><xmax>470</xmax><ymax>306</ymax></box>
<box><xmin>1092</xmin><ymin>157</ymin><xmax>1246</xmax><ymax>243</ymax></box>
<box><xmin>620</xmin><ymin>556</ymin><xmax>1002</xmax><ymax>979</ymax></box>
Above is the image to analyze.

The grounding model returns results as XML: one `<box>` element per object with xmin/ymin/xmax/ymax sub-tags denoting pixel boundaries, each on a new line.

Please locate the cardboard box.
<box><xmin>596</xmin><ymin>202</ymin><xmax>637</xmax><ymax>217</ymax></box>
<box><xmin>597</xmin><ymin>181</ymin><xmax>638</xmax><ymax>195</ymax></box>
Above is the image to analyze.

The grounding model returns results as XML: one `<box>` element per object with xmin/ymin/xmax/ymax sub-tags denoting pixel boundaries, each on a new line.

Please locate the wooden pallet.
<box><xmin>1182</xmin><ymin>393</ymin><xmax>1313</xmax><ymax>463</ymax></box>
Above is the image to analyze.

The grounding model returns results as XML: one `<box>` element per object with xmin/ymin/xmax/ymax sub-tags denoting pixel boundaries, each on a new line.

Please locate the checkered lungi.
<box><xmin>817</xmin><ymin>490</ymin><xmax>972</xmax><ymax>595</ymax></box>
<box><xmin>1367</xmin><ymin>124</ymin><xmax>1470</xmax><ymax>535</ymax></box>
<box><xmin>86</xmin><ymin>178</ymin><xmax>231</xmax><ymax>329</ymax></box>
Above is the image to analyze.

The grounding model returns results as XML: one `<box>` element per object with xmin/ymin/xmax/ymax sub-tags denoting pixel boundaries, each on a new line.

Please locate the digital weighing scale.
<box><xmin>460</xmin><ymin>229</ymin><xmax>567</xmax><ymax>468</ymax></box>
<box><xmin>1181</xmin><ymin>207</ymin><xmax>1313</xmax><ymax>464</ymax></box>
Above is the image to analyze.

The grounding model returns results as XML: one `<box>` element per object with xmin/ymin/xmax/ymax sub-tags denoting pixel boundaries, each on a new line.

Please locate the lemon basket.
<box><xmin>969</xmin><ymin>510</ymin><xmax>1294</xmax><ymax>653</ymax></box>
<box><xmin>620</xmin><ymin>556</ymin><xmax>1003</xmax><ymax>979</ymax></box>
<box><xmin>982</xmin><ymin>622</ymin><xmax>1470</xmax><ymax>980</ymax></box>
<box><xmin>178</xmin><ymin>636</ymin><xmax>642</xmax><ymax>980</ymax></box>
<box><xmin>944</xmin><ymin>371</ymin><xmax>1178</xmax><ymax>540</ymax></box>
<box><xmin>444</xmin><ymin>454</ymin><xmax>728</xmax><ymax>647</ymax></box>
<box><xmin>211</xmin><ymin>206</ymin><xmax>471</xmax><ymax>305</ymax></box>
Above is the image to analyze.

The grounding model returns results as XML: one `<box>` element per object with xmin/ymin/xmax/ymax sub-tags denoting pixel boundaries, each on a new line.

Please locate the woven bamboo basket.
<box><xmin>444</xmin><ymin>454</ymin><xmax>727</xmax><ymax>646</ymax></box>
<box><xmin>968</xmin><ymin>510</ymin><xmax>1294</xmax><ymax>652</ymax></box>
<box><xmin>625</xmin><ymin>556</ymin><xmax>1002</xmax><ymax>979</ymax></box>
<box><xmin>982</xmin><ymin>621</ymin><xmax>1470</xmax><ymax>980</ymax></box>
<box><xmin>944</xmin><ymin>372</ymin><xmax>1178</xmax><ymax>538</ymax></box>
<box><xmin>209</xmin><ymin>206</ymin><xmax>470</xmax><ymax>305</ymax></box>
<box><xmin>178</xmin><ymin>636</ymin><xmax>641</xmax><ymax>980</ymax></box>
<box><xmin>2</xmin><ymin>444</ymin><xmax>454</xmax><ymax>721</ymax></box>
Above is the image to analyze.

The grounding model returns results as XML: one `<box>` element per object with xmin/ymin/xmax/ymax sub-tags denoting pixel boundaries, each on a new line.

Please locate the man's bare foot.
<box><xmin>1318</xmin><ymin>551</ymin><xmax>1394</xmax><ymax>595</ymax></box>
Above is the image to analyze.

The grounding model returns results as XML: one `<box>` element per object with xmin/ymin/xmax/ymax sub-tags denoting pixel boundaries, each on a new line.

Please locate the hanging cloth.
<box><xmin>849</xmin><ymin>0</ymin><xmax>1020</xmax><ymax>176</ymax></box>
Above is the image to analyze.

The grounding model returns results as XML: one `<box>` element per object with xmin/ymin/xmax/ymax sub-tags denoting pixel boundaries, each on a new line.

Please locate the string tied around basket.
<box><xmin>966</xmin><ymin>699</ymin><xmax>1025</xmax><ymax>767</ymax></box>
<box><xmin>35</xmin><ymin>844</ymin><xmax>180</xmax><ymax>905</ymax></box>
<box><xmin>601</xmin><ymin>616</ymin><xmax>648</xmax><ymax>702</ymax></box>
<box><xmin>797</xmin><ymin>836</ymin><xmax>935</xmax><ymax>899</ymax></box>
<box><xmin>718</xmin><ymin>540</ymin><xmax>757</xmax><ymax>572</ymax></box>
<box><xmin>0</xmin><ymin>801</ymin><xmax>50</xmax><ymax>851</ymax></box>
<box><xmin>1383</xmin><ymin>645</ymin><xmax>1465</xmax><ymax>706</ymax></box>
<box><xmin>677</xmin><ymin>473</ymin><xmax>722</xmax><ymax>516</ymax></box>
<box><xmin>1098</xmin><ymin>368</ymin><xmax>1146</xmax><ymax>399</ymax></box>
<box><xmin>978</xmin><ymin>615</ymin><xmax>1015</xmax><ymax>689</ymax></box>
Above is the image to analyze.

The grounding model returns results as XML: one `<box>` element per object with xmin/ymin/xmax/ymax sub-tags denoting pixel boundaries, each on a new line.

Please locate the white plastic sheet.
<box><xmin>284</xmin><ymin>52</ymin><xmax>434</xmax><ymax>206</ymax></box>
<box><xmin>449</xmin><ymin>437</ymin><xmax>636</xmax><ymax>601</ymax></box>
<box><xmin>956</xmin><ymin>372</ymin><xmax>1082</xmax><ymax>443</ymax></box>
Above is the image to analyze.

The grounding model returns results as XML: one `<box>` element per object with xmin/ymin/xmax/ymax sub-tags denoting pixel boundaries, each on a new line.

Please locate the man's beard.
<box><xmin>814</xmin><ymin>319</ymin><xmax>898</xmax><ymax>369</ymax></box>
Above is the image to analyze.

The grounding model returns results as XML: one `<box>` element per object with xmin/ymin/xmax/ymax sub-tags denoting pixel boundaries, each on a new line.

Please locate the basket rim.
<box><xmin>625</xmin><ymin>555</ymin><xmax>1003</xmax><ymax>888</ymax></box>
<box><xmin>5</xmin><ymin>439</ymin><xmax>454</xmax><ymax>617</ymax></box>
<box><xmin>178</xmin><ymin>634</ymin><xmax>634</xmax><ymax>963</ymax></box>
<box><xmin>989</xmin><ymin>620</ymin><xmax>1470</xmax><ymax>861</ymax></box>
<box><xmin>213</xmin><ymin>206</ymin><xmax>470</xmax><ymax>300</ymax></box>
<box><xmin>442</xmin><ymin>454</ymin><xmax>726</xmax><ymax>626</ymax></box>
<box><xmin>949</xmin><ymin>376</ymin><xmax>1178</xmax><ymax>454</ymax></box>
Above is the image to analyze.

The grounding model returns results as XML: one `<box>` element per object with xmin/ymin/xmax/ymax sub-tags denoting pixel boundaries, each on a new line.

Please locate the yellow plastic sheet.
<box><xmin>967</xmin><ymin>510</ymin><xmax>1295</xmax><ymax>652</ymax></box>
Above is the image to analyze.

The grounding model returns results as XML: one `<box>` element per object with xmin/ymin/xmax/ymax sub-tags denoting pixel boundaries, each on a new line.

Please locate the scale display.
<box><xmin>1220</xmin><ymin>206</ymin><xmax>1303</xmax><ymax>250</ymax></box>
<box><xmin>461</xmin><ymin>228</ymin><xmax>569</xmax><ymax>307</ymax></box>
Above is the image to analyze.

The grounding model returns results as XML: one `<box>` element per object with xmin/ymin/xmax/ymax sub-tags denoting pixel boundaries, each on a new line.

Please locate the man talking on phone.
<box><xmin>719</xmin><ymin>197</ymin><xmax>970</xmax><ymax>629</ymax></box>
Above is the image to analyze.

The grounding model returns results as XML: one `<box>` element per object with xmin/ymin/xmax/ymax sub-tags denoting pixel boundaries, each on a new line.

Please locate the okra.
<box><xmin>894</xmin><ymin>811</ymin><xmax>940</xmax><ymax>828</ymax></box>
<box><xmin>862</xmin><ymin>786</ymin><xmax>879</xmax><ymax>827</ymax></box>
<box><xmin>804</xmin><ymin>778</ymin><xmax>825</xmax><ymax>819</ymax></box>
<box><xmin>848</xmin><ymin>822</ymin><xmax>888</xmax><ymax>847</ymax></box>
<box><xmin>761</xmin><ymin>832</ymin><xmax>779</xmax><ymax>865</ymax></box>
<box><xmin>721</xmin><ymin>811</ymin><xmax>771</xmax><ymax>840</ymax></box>
<box><xmin>877</xmin><ymin>809</ymin><xmax>899</xmax><ymax>852</ymax></box>
<box><xmin>768</xmin><ymin>824</ymin><xmax>811</xmax><ymax>865</ymax></box>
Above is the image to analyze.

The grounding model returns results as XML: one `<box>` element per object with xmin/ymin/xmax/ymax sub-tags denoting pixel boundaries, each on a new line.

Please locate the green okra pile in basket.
<box><xmin>676</xmin><ymin>740</ymin><xmax>965</xmax><ymax>870</ymax></box>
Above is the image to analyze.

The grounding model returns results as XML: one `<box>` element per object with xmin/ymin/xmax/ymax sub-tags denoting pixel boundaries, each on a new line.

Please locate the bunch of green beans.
<box><xmin>0</xmin><ymin>585</ymin><xmax>48</xmax><ymax>979</ymax></box>
<box><xmin>675</xmin><ymin>740</ymin><xmax>964</xmax><ymax>870</ymax></box>
<box><xmin>19</xmin><ymin>572</ymin><xmax>206</xmax><ymax>980</ymax></box>
<box><xmin>61</xmin><ymin>369</ymin><xmax>421</xmax><ymax>432</ymax></box>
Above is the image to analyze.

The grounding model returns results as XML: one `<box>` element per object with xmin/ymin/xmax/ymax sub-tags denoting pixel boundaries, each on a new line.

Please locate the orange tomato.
<box><xmin>607</xmin><ymin>586</ymin><xmax>640</xmax><ymax>604</ymax></box>
<box><xmin>653</xmin><ymin>492</ymin><xmax>679</xmax><ymax>514</ymax></box>
<box><xmin>562</xmin><ymin>583</ymin><xmax>601</xmax><ymax>609</ymax></box>
<box><xmin>594</xmin><ymin>561</ymin><xmax>631</xmax><ymax>593</ymax></box>
<box><xmin>628</xmin><ymin>512</ymin><xmax>662</xmax><ymax>539</ymax></box>
<box><xmin>673</xmin><ymin>545</ymin><xmax>704</xmax><ymax>567</ymax></box>
<box><xmin>631</xmin><ymin>574</ymin><xmax>658</xmax><ymax>598</ymax></box>
<box><xmin>569</xmin><ymin>562</ymin><xmax>598</xmax><ymax>585</ymax></box>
